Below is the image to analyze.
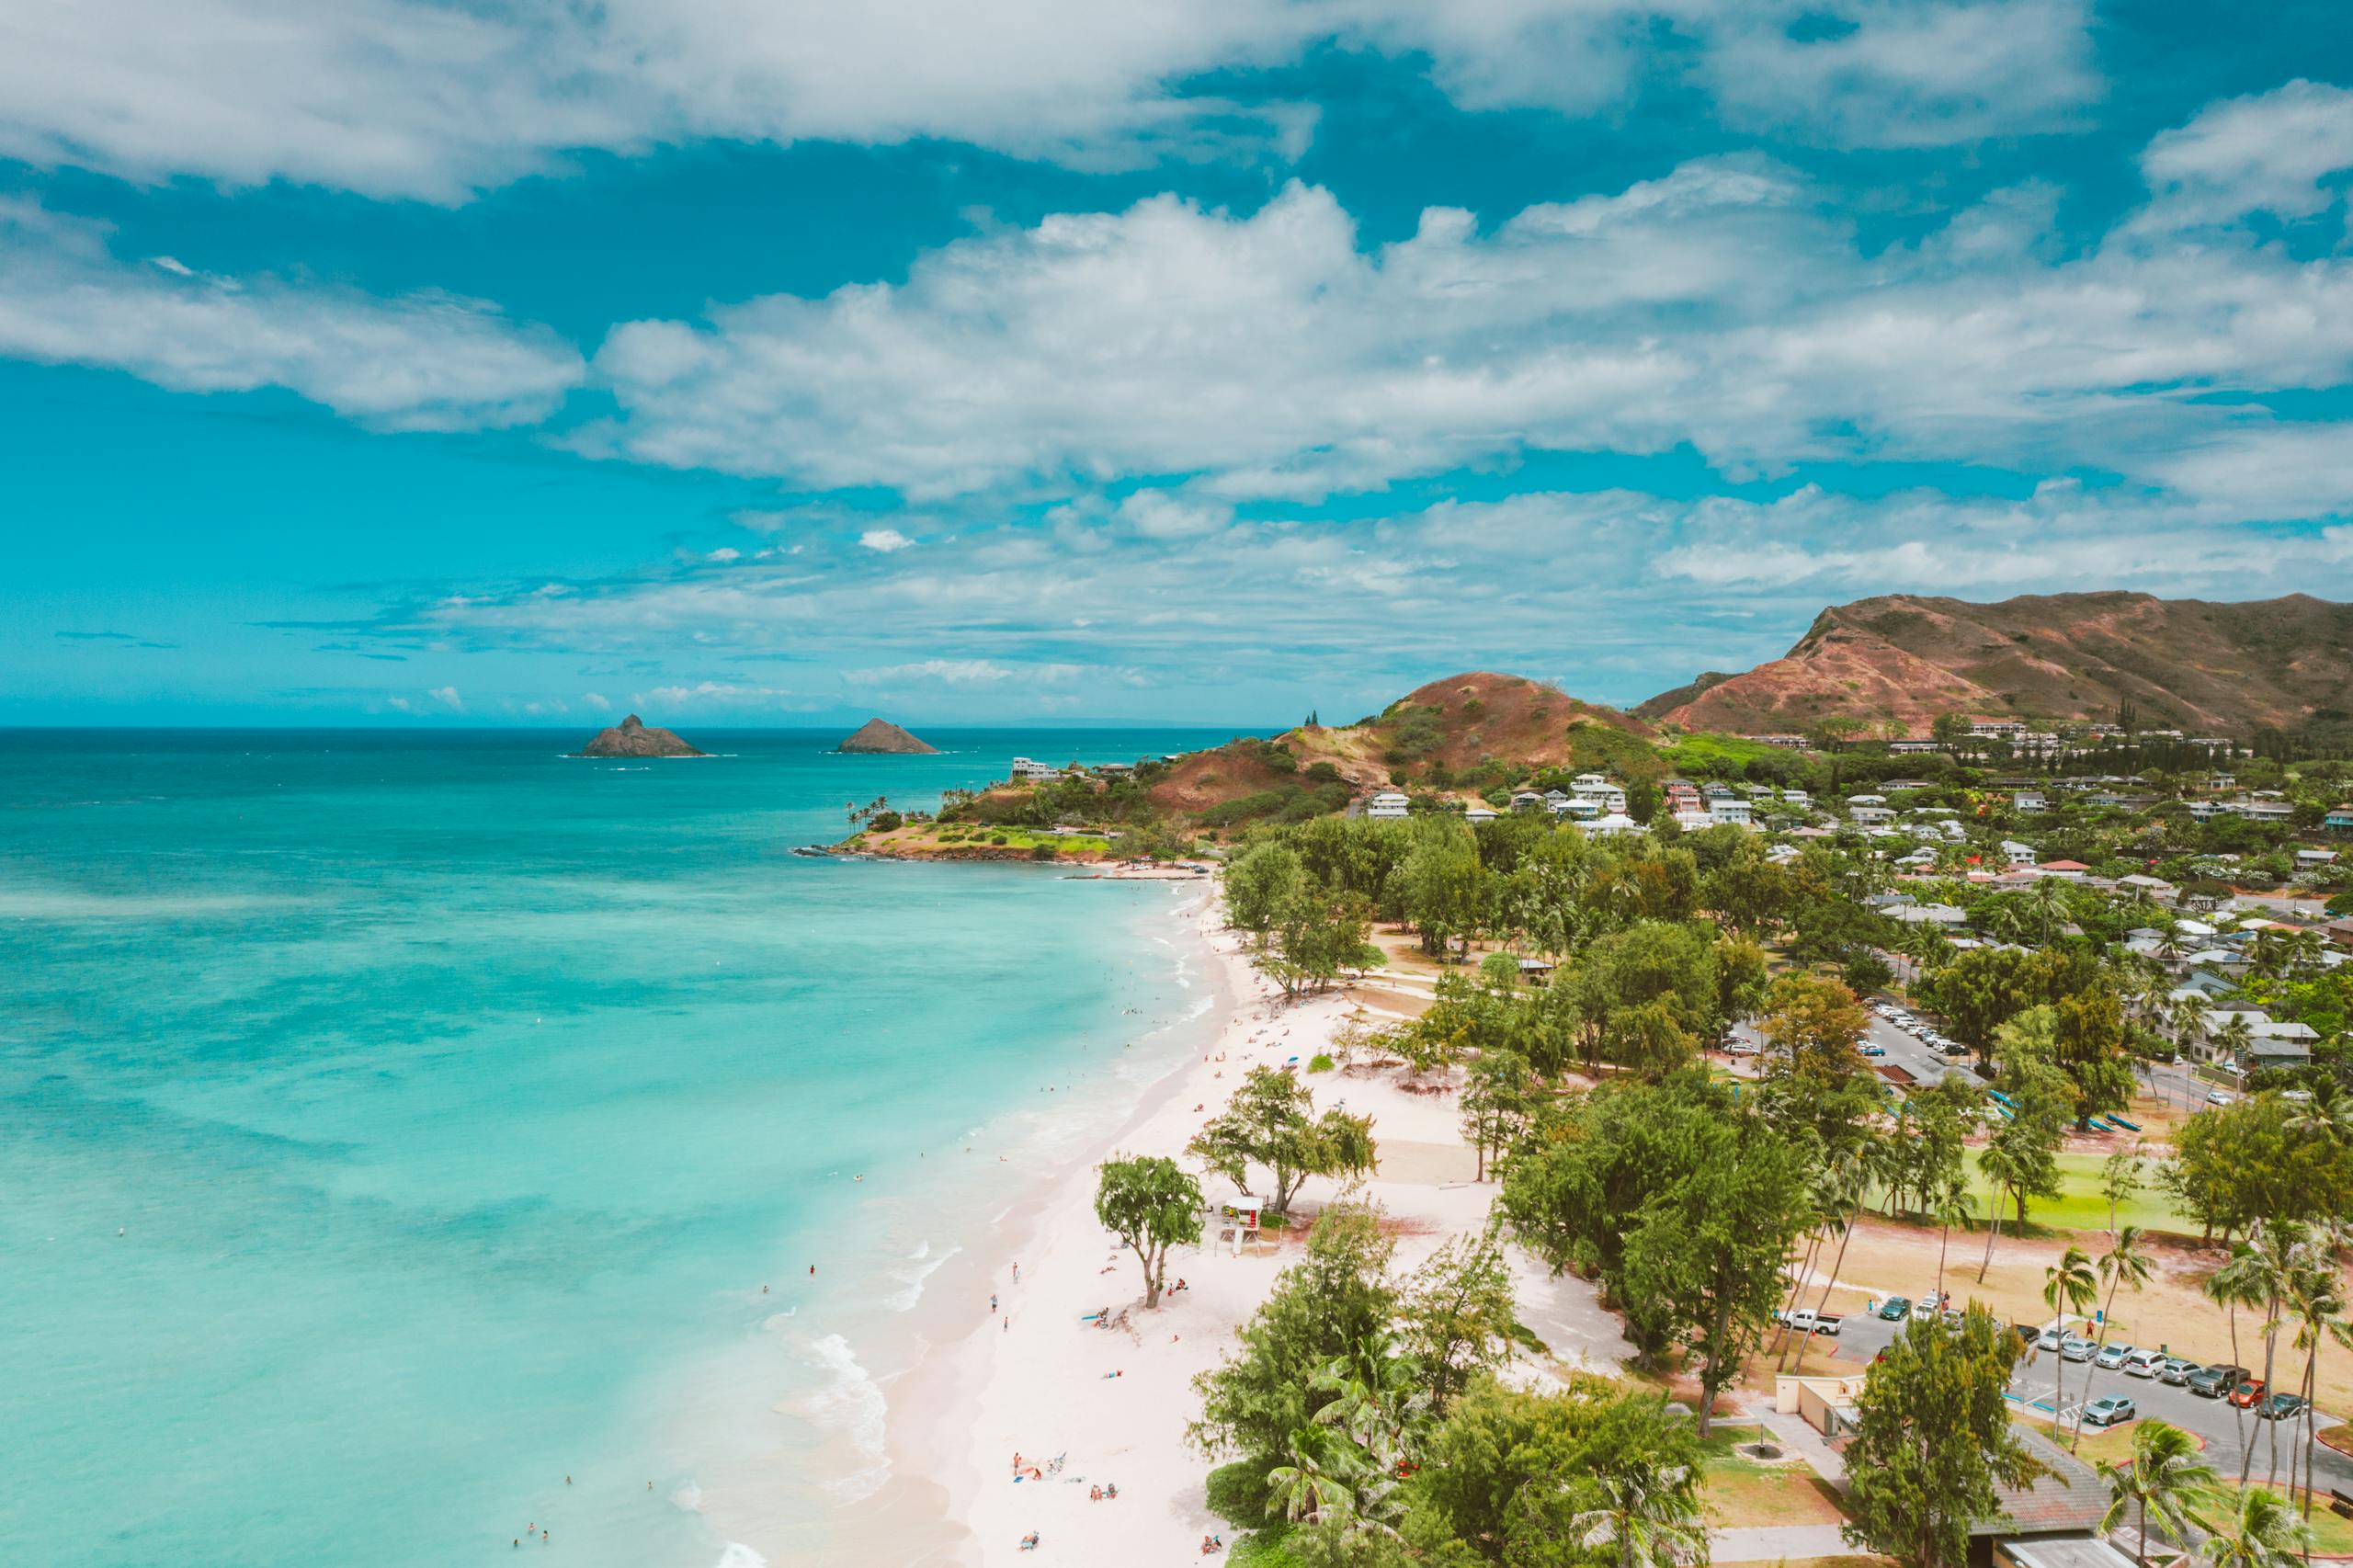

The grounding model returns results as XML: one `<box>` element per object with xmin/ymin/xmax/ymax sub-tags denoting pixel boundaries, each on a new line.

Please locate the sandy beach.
<box><xmin>876</xmin><ymin>886</ymin><xmax>1634</xmax><ymax>1565</ymax></box>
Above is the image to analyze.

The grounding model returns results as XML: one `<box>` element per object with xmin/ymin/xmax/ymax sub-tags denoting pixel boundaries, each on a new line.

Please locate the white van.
<box><xmin>2123</xmin><ymin>1348</ymin><xmax>2165</xmax><ymax>1379</ymax></box>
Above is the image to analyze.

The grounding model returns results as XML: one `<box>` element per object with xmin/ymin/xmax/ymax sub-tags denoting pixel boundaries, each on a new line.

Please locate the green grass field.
<box><xmin>1962</xmin><ymin>1150</ymin><xmax>2195</xmax><ymax>1237</ymax></box>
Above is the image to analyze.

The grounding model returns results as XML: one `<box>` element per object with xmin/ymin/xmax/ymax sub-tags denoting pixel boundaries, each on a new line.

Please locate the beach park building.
<box><xmin>1365</xmin><ymin>790</ymin><xmax>1410</xmax><ymax>820</ymax></box>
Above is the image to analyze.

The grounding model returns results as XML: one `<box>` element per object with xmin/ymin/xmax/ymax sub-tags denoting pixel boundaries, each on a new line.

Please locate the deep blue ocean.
<box><xmin>0</xmin><ymin>726</ymin><xmax>1243</xmax><ymax>1566</ymax></box>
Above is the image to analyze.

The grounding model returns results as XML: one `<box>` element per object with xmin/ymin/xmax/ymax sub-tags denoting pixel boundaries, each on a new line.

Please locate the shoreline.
<box><xmin>854</xmin><ymin>883</ymin><xmax>1635</xmax><ymax>1565</ymax></box>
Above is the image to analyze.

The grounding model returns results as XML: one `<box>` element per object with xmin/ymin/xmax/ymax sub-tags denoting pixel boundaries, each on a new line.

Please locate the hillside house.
<box><xmin>2325</xmin><ymin>804</ymin><xmax>2353</xmax><ymax>832</ymax></box>
<box><xmin>1707</xmin><ymin>797</ymin><xmax>1753</xmax><ymax>826</ymax></box>
<box><xmin>2001</xmin><ymin>840</ymin><xmax>2036</xmax><ymax>866</ymax></box>
<box><xmin>2036</xmin><ymin>859</ymin><xmax>2090</xmax><ymax>880</ymax></box>
<box><xmin>1010</xmin><ymin>756</ymin><xmax>1065</xmax><ymax>781</ymax></box>
<box><xmin>1463</xmin><ymin>804</ymin><xmax>1498</xmax><ymax>824</ymax></box>
<box><xmin>1850</xmin><ymin>804</ymin><xmax>1896</xmax><ymax>826</ymax></box>
<box><xmin>1782</xmin><ymin>789</ymin><xmax>1811</xmax><ymax>806</ymax></box>
<box><xmin>1365</xmin><ymin>790</ymin><xmax>1410</xmax><ymax>821</ymax></box>
<box><xmin>1557</xmin><ymin>796</ymin><xmax>1602</xmax><ymax>821</ymax></box>
<box><xmin>1509</xmin><ymin>790</ymin><xmax>1546</xmax><ymax>812</ymax></box>
<box><xmin>1888</xmin><ymin>739</ymin><xmax>1941</xmax><ymax>754</ymax></box>
<box><xmin>1585</xmin><ymin>812</ymin><xmax>1644</xmax><ymax>838</ymax></box>
<box><xmin>2013</xmin><ymin>790</ymin><xmax>2048</xmax><ymax>812</ymax></box>
<box><xmin>2296</xmin><ymin>848</ymin><xmax>2337</xmax><ymax>868</ymax></box>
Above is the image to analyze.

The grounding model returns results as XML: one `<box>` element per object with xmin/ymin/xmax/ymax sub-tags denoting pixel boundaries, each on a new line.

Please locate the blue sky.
<box><xmin>4</xmin><ymin>1</ymin><xmax>2351</xmax><ymax>727</ymax></box>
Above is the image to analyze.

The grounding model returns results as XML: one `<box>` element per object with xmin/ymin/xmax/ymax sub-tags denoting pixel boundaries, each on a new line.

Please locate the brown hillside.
<box><xmin>1638</xmin><ymin>593</ymin><xmax>2353</xmax><ymax>736</ymax></box>
<box><xmin>1145</xmin><ymin>741</ymin><xmax>1311</xmax><ymax>815</ymax></box>
<box><xmin>1297</xmin><ymin>672</ymin><xmax>1650</xmax><ymax>775</ymax></box>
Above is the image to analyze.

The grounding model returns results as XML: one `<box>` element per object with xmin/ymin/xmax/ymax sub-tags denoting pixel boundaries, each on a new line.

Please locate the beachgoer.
<box><xmin>1090</xmin><ymin>1485</ymin><xmax>1102</xmax><ymax>1501</ymax></box>
<box><xmin>1107</xmin><ymin>1483</ymin><xmax>1119</xmax><ymax>1499</ymax></box>
<box><xmin>1013</xmin><ymin>1263</ymin><xmax>1020</xmax><ymax>1282</ymax></box>
<box><xmin>991</xmin><ymin>1292</ymin><xmax>998</xmax><ymax>1312</ymax></box>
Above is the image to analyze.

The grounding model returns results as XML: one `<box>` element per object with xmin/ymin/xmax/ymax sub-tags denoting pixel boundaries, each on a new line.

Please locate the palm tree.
<box><xmin>2099</xmin><ymin>1418</ymin><xmax>2222</xmax><ymax>1568</ymax></box>
<box><xmin>2200</xmin><ymin>1485</ymin><xmax>2314</xmax><ymax>1568</ymax></box>
<box><xmin>2074</xmin><ymin>1226</ymin><xmax>2154</xmax><ymax>1449</ymax></box>
<box><xmin>1980</xmin><ymin>1137</ymin><xmax>2024</xmax><ymax>1283</ymax></box>
<box><xmin>1792</xmin><ymin>1153</ymin><xmax>1869</xmax><ymax>1380</ymax></box>
<box><xmin>2281</xmin><ymin>1239</ymin><xmax>2346</xmax><ymax>1519</ymax></box>
<box><xmin>2211</xmin><ymin>1244</ymin><xmax>2268</xmax><ymax>1480</ymax></box>
<box><xmin>2245</xmin><ymin>1223</ymin><xmax>2308</xmax><ymax>1489</ymax></box>
<box><xmin>2214</xmin><ymin>1013</ymin><xmax>2255</xmax><ymax>1077</ymax></box>
<box><xmin>1267</xmin><ymin>1424</ymin><xmax>1359</xmax><ymax>1527</ymax></box>
<box><xmin>1934</xmin><ymin>1185</ymin><xmax>1977</xmax><ymax>1303</ymax></box>
<box><xmin>1570</xmin><ymin>1461</ymin><xmax>1707</xmax><ymax>1568</ymax></box>
<box><xmin>2044</xmin><ymin>1245</ymin><xmax>2097</xmax><ymax>1435</ymax></box>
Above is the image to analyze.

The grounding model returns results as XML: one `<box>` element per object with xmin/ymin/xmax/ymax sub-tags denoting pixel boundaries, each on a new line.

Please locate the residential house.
<box><xmin>1888</xmin><ymin>739</ymin><xmax>1941</xmax><ymax>754</ymax></box>
<box><xmin>1509</xmin><ymin>790</ymin><xmax>1546</xmax><ymax>812</ymax></box>
<box><xmin>2295</xmin><ymin>847</ymin><xmax>2338</xmax><ymax>868</ymax></box>
<box><xmin>1009</xmin><ymin>756</ymin><xmax>1065</xmax><ymax>781</ymax></box>
<box><xmin>1671</xmin><ymin>808</ymin><xmax>1713</xmax><ymax>833</ymax></box>
<box><xmin>2035</xmin><ymin>859</ymin><xmax>2090</xmax><ymax>880</ymax></box>
<box><xmin>1584</xmin><ymin>812</ymin><xmax>1644</xmax><ymax>837</ymax></box>
<box><xmin>1557</xmin><ymin>796</ymin><xmax>1602</xmax><ymax>821</ymax></box>
<box><xmin>1782</xmin><ymin>789</ymin><xmax>1812</xmax><ymax>807</ymax></box>
<box><xmin>1463</xmin><ymin>804</ymin><xmax>1498</xmax><ymax>824</ymax></box>
<box><xmin>1707</xmin><ymin>797</ymin><xmax>1753</xmax><ymax>827</ymax></box>
<box><xmin>2325</xmin><ymin>804</ymin><xmax>2353</xmax><ymax>832</ymax></box>
<box><xmin>2327</xmin><ymin>916</ymin><xmax>2353</xmax><ymax>951</ymax></box>
<box><xmin>2013</xmin><ymin>790</ymin><xmax>2049</xmax><ymax>812</ymax></box>
<box><xmin>1850</xmin><ymin>804</ymin><xmax>1896</xmax><ymax>826</ymax></box>
<box><xmin>1888</xmin><ymin>902</ymin><xmax>1967</xmax><ymax>926</ymax></box>
<box><xmin>1364</xmin><ymin>790</ymin><xmax>1410</xmax><ymax>821</ymax></box>
<box><xmin>2000</xmin><ymin>840</ymin><xmax>2037</xmax><ymax>866</ymax></box>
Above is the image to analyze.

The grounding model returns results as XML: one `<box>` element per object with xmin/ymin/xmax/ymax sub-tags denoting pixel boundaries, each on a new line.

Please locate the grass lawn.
<box><xmin>1701</xmin><ymin>1460</ymin><xmax>1848</xmax><ymax>1529</ymax></box>
<box><xmin>2013</xmin><ymin>1412</ymin><xmax>2189</xmax><ymax>1467</ymax></box>
<box><xmin>1962</xmin><ymin>1150</ymin><xmax>2195</xmax><ymax>1237</ymax></box>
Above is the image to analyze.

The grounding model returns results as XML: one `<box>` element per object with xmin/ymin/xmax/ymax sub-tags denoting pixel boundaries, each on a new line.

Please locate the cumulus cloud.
<box><xmin>0</xmin><ymin>0</ymin><xmax>2098</xmax><ymax>201</ymax></box>
<box><xmin>584</xmin><ymin>140</ymin><xmax>2353</xmax><ymax>506</ymax></box>
<box><xmin>858</xmin><ymin>528</ymin><xmax>915</xmax><ymax>552</ymax></box>
<box><xmin>428</xmin><ymin>686</ymin><xmax>463</xmax><ymax>710</ymax></box>
<box><xmin>583</xmin><ymin>691</ymin><xmax>612</xmax><ymax>710</ymax></box>
<box><xmin>0</xmin><ymin>200</ymin><xmax>582</xmax><ymax>428</ymax></box>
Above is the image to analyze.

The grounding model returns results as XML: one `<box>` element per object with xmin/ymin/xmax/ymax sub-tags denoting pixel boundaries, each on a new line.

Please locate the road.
<box><xmin>1820</xmin><ymin>1306</ymin><xmax>2350</xmax><ymax>1494</ymax></box>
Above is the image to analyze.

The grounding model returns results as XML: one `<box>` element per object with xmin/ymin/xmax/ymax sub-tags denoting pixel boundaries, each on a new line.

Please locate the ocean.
<box><xmin>0</xmin><ymin>726</ymin><xmax>1243</xmax><ymax>1567</ymax></box>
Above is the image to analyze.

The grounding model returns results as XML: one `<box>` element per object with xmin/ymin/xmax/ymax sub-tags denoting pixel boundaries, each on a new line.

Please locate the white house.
<box><xmin>2000</xmin><ymin>840</ymin><xmax>2036</xmax><ymax>866</ymax></box>
<box><xmin>1010</xmin><ymin>756</ymin><xmax>1065</xmax><ymax>781</ymax></box>
<box><xmin>2297</xmin><ymin>848</ymin><xmax>2338</xmax><ymax>867</ymax></box>
<box><xmin>1365</xmin><ymin>790</ymin><xmax>1410</xmax><ymax>821</ymax></box>
<box><xmin>1585</xmin><ymin>812</ymin><xmax>1645</xmax><ymax>837</ymax></box>
<box><xmin>1671</xmin><ymin>808</ymin><xmax>1712</xmax><ymax>833</ymax></box>
<box><xmin>2013</xmin><ymin>790</ymin><xmax>2048</xmax><ymax>812</ymax></box>
<box><xmin>1557</xmin><ymin>796</ymin><xmax>1602</xmax><ymax>821</ymax></box>
<box><xmin>1509</xmin><ymin>790</ymin><xmax>1546</xmax><ymax>812</ymax></box>
<box><xmin>1782</xmin><ymin>789</ymin><xmax>1811</xmax><ymax>807</ymax></box>
<box><xmin>1571</xmin><ymin>775</ymin><xmax>1628</xmax><ymax>813</ymax></box>
<box><xmin>1850</xmin><ymin>804</ymin><xmax>1896</xmax><ymax>826</ymax></box>
<box><xmin>1463</xmin><ymin>804</ymin><xmax>1498</xmax><ymax>824</ymax></box>
<box><xmin>1708</xmin><ymin>797</ymin><xmax>1753</xmax><ymax>826</ymax></box>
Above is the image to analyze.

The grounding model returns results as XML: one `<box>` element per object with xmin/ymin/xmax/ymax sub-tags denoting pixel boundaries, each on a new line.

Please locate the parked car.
<box><xmin>1728</xmin><ymin>1040</ymin><xmax>1760</xmax><ymax>1057</ymax></box>
<box><xmin>2123</xmin><ymin>1349</ymin><xmax>2166</xmax><ymax>1379</ymax></box>
<box><xmin>1862</xmin><ymin>1045</ymin><xmax>1887</xmax><ymax>1058</ymax></box>
<box><xmin>2013</xmin><ymin>1324</ymin><xmax>2042</xmax><ymax>1346</ymax></box>
<box><xmin>2082</xmin><ymin>1396</ymin><xmax>2138</xmax><ymax>1427</ymax></box>
<box><xmin>1918</xmin><ymin>1291</ymin><xmax>1947</xmax><ymax>1313</ymax></box>
<box><xmin>2159</xmin><ymin>1358</ymin><xmax>2200</xmax><ymax>1386</ymax></box>
<box><xmin>2208</xmin><ymin>1089</ymin><xmax>2235</xmax><ymax>1106</ymax></box>
<box><xmin>2229</xmin><ymin>1378</ymin><xmax>2268</xmax><ymax>1409</ymax></box>
<box><xmin>2037</xmin><ymin>1326</ymin><xmax>2065</xmax><ymax>1351</ymax></box>
<box><xmin>2190</xmin><ymin>1365</ymin><xmax>2249</xmax><ymax>1398</ymax></box>
<box><xmin>1878</xmin><ymin>1297</ymin><xmax>1913</xmax><ymax>1322</ymax></box>
<box><xmin>1777</xmin><ymin>1309</ymin><xmax>1843</xmax><ymax>1336</ymax></box>
<box><xmin>2259</xmin><ymin>1392</ymin><xmax>2309</xmax><ymax>1421</ymax></box>
<box><xmin>2062</xmin><ymin>1335</ymin><xmax>2098</xmax><ymax>1362</ymax></box>
<box><xmin>2095</xmin><ymin>1343</ymin><xmax>2135</xmax><ymax>1370</ymax></box>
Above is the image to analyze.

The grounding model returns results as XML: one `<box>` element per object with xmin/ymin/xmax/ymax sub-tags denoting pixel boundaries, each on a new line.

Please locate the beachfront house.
<box><xmin>1365</xmin><ymin>790</ymin><xmax>1410</xmax><ymax>821</ymax></box>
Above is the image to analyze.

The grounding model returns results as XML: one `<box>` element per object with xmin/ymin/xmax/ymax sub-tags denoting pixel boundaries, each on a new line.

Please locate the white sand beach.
<box><xmin>879</xmin><ymin>891</ymin><xmax>1634</xmax><ymax>1565</ymax></box>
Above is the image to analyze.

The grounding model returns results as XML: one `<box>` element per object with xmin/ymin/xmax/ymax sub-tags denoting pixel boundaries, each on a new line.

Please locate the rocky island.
<box><xmin>836</xmin><ymin>717</ymin><xmax>938</xmax><ymax>755</ymax></box>
<box><xmin>576</xmin><ymin>714</ymin><xmax>707</xmax><ymax>757</ymax></box>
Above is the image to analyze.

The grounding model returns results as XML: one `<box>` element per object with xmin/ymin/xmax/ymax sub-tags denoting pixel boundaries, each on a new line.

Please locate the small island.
<box><xmin>836</xmin><ymin>717</ymin><xmax>938</xmax><ymax>755</ymax></box>
<box><xmin>576</xmin><ymin>714</ymin><xmax>707</xmax><ymax>757</ymax></box>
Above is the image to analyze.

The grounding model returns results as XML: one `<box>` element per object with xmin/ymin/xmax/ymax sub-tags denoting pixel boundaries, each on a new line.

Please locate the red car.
<box><xmin>2229</xmin><ymin>1378</ymin><xmax>2268</xmax><ymax>1409</ymax></box>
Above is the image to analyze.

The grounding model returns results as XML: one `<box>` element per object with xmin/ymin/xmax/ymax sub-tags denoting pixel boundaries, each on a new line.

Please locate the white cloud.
<box><xmin>0</xmin><ymin>1</ymin><xmax>2100</xmax><ymax>201</ymax></box>
<box><xmin>583</xmin><ymin>691</ymin><xmax>611</xmax><ymax>710</ymax></box>
<box><xmin>428</xmin><ymin>686</ymin><xmax>463</xmax><ymax>710</ymax></box>
<box><xmin>705</xmin><ymin>547</ymin><xmax>741</xmax><ymax>562</ymax></box>
<box><xmin>1117</xmin><ymin>491</ymin><xmax>1232</xmax><ymax>540</ymax></box>
<box><xmin>585</xmin><ymin>147</ymin><xmax>2353</xmax><ymax>506</ymax></box>
<box><xmin>858</xmin><ymin>528</ymin><xmax>915</xmax><ymax>552</ymax></box>
<box><xmin>2138</xmin><ymin>79</ymin><xmax>2353</xmax><ymax>230</ymax></box>
<box><xmin>0</xmin><ymin>200</ymin><xmax>582</xmax><ymax>428</ymax></box>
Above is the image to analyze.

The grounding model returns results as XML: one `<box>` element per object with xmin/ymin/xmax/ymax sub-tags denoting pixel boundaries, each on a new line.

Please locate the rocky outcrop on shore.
<box><xmin>577</xmin><ymin>714</ymin><xmax>707</xmax><ymax>757</ymax></box>
<box><xmin>837</xmin><ymin>718</ymin><xmax>938</xmax><ymax>754</ymax></box>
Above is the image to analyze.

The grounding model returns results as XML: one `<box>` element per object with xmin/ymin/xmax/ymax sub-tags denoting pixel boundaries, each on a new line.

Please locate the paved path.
<box><xmin>1747</xmin><ymin>1408</ymin><xmax>1849</xmax><ymax>1485</ymax></box>
<box><xmin>1711</xmin><ymin>1524</ymin><xmax>1852</xmax><ymax>1562</ymax></box>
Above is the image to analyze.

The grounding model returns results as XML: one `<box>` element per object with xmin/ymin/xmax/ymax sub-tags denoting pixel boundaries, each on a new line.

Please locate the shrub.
<box><xmin>1303</xmin><ymin>760</ymin><xmax>1340</xmax><ymax>784</ymax></box>
<box><xmin>1205</xmin><ymin>1459</ymin><xmax>1279</xmax><ymax>1529</ymax></box>
<box><xmin>1307</xmin><ymin>1053</ymin><xmax>1335</xmax><ymax>1073</ymax></box>
<box><xmin>989</xmin><ymin>833</ymin><xmax>1009</xmax><ymax>846</ymax></box>
<box><xmin>870</xmin><ymin>811</ymin><xmax>904</xmax><ymax>832</ymax></box>
<box><xmin>1029</xmin><ymin>843</ymin><xmax>1055</xmax><ymax>860</ymax></box>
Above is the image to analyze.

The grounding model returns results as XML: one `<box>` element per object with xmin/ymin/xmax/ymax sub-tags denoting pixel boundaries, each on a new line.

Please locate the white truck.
<box><xmin>1777</xmin><ymin>1307</ymin><xmax>1843</xmax><ymax>1335</ymax></box>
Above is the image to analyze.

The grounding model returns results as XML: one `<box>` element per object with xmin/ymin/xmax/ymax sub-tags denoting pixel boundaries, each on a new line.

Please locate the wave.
<box><xmin>711</xmin><ymin>1545</ymin><xmax>768</xmax><ymax>1568</ymax></box>
<box><xmin>884</xmin><ymin>1243</ymin><xmax>961</xmax><ymax>1312</ymax></box>
<box><xmin>670</xmin><ymin>1482</ymin><xmax>704</xmax><ymax>1513</ymax></box>
<box><xmin>788</xmin><ymin>1333</ymin><xmax>890</xmax><ymax>1504</ymax></box>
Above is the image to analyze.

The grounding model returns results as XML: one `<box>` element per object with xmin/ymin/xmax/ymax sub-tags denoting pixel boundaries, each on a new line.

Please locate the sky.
<box><xmin>4</xmin><ymin>1</ymin><xmax>2352</xmax><ymax>728</ymax></box>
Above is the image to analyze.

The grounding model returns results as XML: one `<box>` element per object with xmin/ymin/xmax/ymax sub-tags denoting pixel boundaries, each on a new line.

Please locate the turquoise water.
<box><xmin>0</xmin><ymin>728</ymin><xmax>1236</xmax><ymax>1567</ymax></box>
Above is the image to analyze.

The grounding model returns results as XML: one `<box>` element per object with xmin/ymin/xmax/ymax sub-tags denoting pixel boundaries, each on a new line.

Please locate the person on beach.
<box><xmin>991</xmin><ymin>1292</ymin><xmax>998</xmax><ymax>1312</ymax></box>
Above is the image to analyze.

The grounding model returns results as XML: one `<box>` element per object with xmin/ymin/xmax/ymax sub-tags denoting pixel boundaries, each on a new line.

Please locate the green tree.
<box><xmin>1228</xmin><ymin>840</ymin><xmax>1305</xmax><ymax>942</ymax></box>
<box><xmin>1620</xmin><ymin>1104</ymin><xmax>1811</xmax><ymax>1433</ymax></box>
<box><xmin>1193</xmin><ymin>1204</ymin><xmax>1399</xmax><ymax>1466</ymax></box>
<box><xmin>1189</xmin><ymin>1065</ymin><xmax>1379</xmax><ymax>1215</ymax></box>
<box><xmin>1400</xmin><ymin>1223</ymin><xmax>1521</xmax><ymax>1419</ymax></box>
<box><xmin>2098</xmin><ymin>1419</ymin><xmax>2221</xmax><ymax>1568</ymax></box>
<box><xmin>1842</xmin><ymin>1307</ymin><xmax>2043</xmax><ymax>1568</ymax></box>
<box><xmin>1094</xmin><ymin>1153</ymin><xmax>1204</xmax><ymax>1309</ymax></box>
<box><xmin>1459</xmin><ymin>1051</ymin><xmax>1539</xmax><ymax>1183</ymax></box>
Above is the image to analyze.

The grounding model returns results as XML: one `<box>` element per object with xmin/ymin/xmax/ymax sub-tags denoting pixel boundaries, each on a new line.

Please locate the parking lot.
<box><xmin>1818</xmin><ymin>1304</ymin><xmax>2348</xmax><ymax>1491</ymax></box>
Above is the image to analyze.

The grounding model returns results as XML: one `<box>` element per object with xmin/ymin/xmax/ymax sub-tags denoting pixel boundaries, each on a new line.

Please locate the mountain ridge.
<box><xmin>1636</xmin><ymin>592</ymin><xmax>2353</xmax><ymax>737</ymax></box>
